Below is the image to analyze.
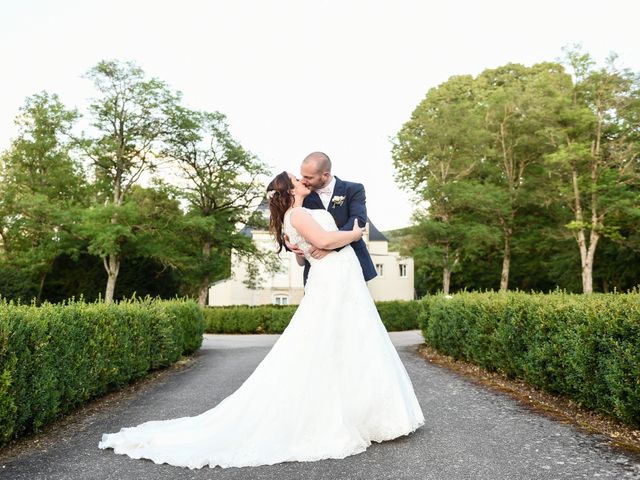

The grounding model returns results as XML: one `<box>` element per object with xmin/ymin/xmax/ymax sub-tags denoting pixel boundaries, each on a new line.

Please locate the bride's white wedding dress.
<box><xmin>98</xmin><ymin>207</ymin><xmax>425</xmax><ymax>469</ymax></box>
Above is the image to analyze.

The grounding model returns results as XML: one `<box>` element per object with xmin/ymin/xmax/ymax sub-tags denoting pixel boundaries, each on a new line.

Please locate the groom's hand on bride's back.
<box><xmin>352</xmin><ymin>219</ymin><xmax>365</xmax><ymax>242</ymax></box>
<box><xmin>285</xmin><ymin>234</ymin><xmax>330</xmax><ymax>261</ymax></box>
<box><xmin>284</xmin><ymin>235</ymin><xmax>305</xmax><ymax>256</ymax></box>
<box><xmin>308</xmin><ymin>246</ymin><xmax>331</xmax><ymax>260</ymax></box>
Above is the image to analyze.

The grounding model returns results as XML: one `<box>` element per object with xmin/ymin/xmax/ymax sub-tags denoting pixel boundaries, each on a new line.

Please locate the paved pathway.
<box><xmin>1</xmin><ymin>331</ymin><xmax>639</xmax><ymax>479</ymax></box>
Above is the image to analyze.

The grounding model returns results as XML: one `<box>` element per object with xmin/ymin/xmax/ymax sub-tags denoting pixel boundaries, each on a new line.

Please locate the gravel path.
<box><xmin>1</xmin><ymin>331</ymin><xmax>638</xmax><ymax>479</ymax></box>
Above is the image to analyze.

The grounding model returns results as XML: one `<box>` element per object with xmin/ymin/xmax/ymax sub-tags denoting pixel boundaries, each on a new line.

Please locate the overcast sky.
<box><xmin>1</xmin><ymin>0</ymin><xmax>639</xmax><ymax>230</ymax></box>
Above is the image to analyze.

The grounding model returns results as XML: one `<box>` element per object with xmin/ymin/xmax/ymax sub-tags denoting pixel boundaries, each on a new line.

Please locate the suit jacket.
<box><xmin>301</xmin><ymin>176</ymin><xmax>377</xmax><ymax>284</ymax></box>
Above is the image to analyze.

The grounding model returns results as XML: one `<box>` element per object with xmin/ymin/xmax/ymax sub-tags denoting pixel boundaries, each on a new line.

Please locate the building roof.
<box><xmin>256</xmin><ymin>196</ymin><xmax>270</xmax><ymax>214</ymax></box>
<box><xmin>367</xmin><ymin>219</ymin><xmax>388</xmax><ymax>242</ymax></box>
<box><xmin>239</xmin><ymin>225</ymin><xmax>253</xmax><ymax>238</ymax></box>
<box><xmin>240</xmin><ymin>197</ymin><xmax>269</xmax><ymax>238</ymax></box>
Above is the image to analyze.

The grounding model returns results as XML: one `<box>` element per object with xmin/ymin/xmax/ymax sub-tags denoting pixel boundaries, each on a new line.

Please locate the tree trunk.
<box><xmin>198</xmin><ymin>276</ymin><xmax>210</xmax><ymax>307</ymax></box>
<box><xmin>581</xmin><ymin>229</ymin><xmax>600</xmax><ymax>294</ymax></box>
<box><xmin>498</xmin><ymin>118</ymin><xmax>516</xmax><ymax>293</ymax></box>
<box><xmin>442</xmin><ymin>243</ymin><xmax>451</xmax><ymax>295</ymax></box>
<box><xmin>574</xmin><ymin>221</ymin><xmax>597</xmax><ymax>294</ymax></box>
<box><xmin>578</xmin><ymin>108</ymin><xmax>603</xmax><ymax>294</ymax></box>
<box><xmin>571</xmin><ymin>164</ymin><xmax>596</xmax><ymax>294</ymax></box>
<box><xmin>37</xmin><ymin>272</ymin><xmax>46</xmax><ymax>305</ymax></box>
<box><xmin>500</xmin><ymin>225</ymin><xmax>512</xmax><ymax>292</ymax></box>
<box><xmin>104</xmin><ymin>253</ymin><xmax>120</xmax><ymax>303</ymax></box>
<box><xmin>198</xmin><ymin>240</ymin><xmax>212</xmax><ymax>307</ymax></box>
<box><xmin>442</xmin><ymin>266</ymin><xmax>451</xmax><ymax>295</ymax></box>
<box><xmin>103</xmin><ymin>193</ymin><xmax>123</xmax><ymax>303</ymax></box>
<box><xmin>579</xmin><ymin>212</ymin><xmax>600</xmax><ymax>294</ymax></box>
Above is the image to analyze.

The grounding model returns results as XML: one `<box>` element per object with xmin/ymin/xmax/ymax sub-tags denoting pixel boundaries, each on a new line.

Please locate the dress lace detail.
<box><xmin>98</xmin><ymin>207</ymin><xmax>425</xmax><ymax>469</ymax></box>
<box><xmin>284</xmin><ymin>207</ymin><xmax>337</xmax><ymax>264</ymax></box>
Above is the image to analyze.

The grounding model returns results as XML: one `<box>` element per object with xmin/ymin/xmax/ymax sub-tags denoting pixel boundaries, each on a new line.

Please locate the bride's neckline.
<box><xmin>286</xmin><ymin>206</ymin><xmax>305</xmax><ymax>215</ymax></box>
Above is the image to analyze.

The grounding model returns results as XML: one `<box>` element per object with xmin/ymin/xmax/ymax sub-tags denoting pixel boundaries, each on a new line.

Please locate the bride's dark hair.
<box><xmin>267</xmin><ymin>171</ymin><xmax>295</xmax><ymax>253</ymax></box>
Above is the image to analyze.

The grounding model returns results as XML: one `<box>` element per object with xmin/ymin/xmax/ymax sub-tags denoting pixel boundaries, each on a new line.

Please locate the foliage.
<box><xmin>393</xmin><ymin>50</ymin><xmax>640</xmax><ymax>294</ymax></box>
<box><xmin>0</xmin><ymin>59</ymin><xmax>271</xmax><ymax>305</ymax></box>
<box><xmin>203</xmin><ymin>300</ymin><xmax>422</xmax><ymax>334</ymax></box>
<box><xmin>39</xmin><ymin>252</ymin><xmax>183</xmax><ymax>303</ymax></box>
<box><xmin>78</xmin><ymin>60</ymin><xmax>181</xmax><ymax>302</ymax></box>
<box><xmin>2</xmin><ymin>49</ymin><xmax>638</xmax><ymax>302</ymax></box>
<box><xmin>73</xmin><ymin>183</ymin><xmax>189</xmax><ymax>291</ymax></box>
<box><xmin>418</xmin><ymin>291</ymin><xmax>640</xmax><ymax>426</ymax></box>
<box><xmin>0</xmin><ymin>263</ymin><xmax>39</xmax><ymax>301</ymax></box>
<box><xmin>163</xmin><ymin>107</ymin><xmax>274</xmax><ymax>305</ymax></box>
<box><xmin>0</xmin><ymin>92</ymin><xmax>87</xmax><ymax>302</ymax></box>
<box><xmin>543</xmin><ymin>47</ymin><xmax>640</xmax><ymax>293</ymax></box>
<box><xmin>392</xmin><ymin>75</ymin><xmax>500</xmax><ymax>294</ymax></box>
<box><xmin>0</xmin><ymin>297</ymin><xmax>203</xmax><ymax>445</ymax></box>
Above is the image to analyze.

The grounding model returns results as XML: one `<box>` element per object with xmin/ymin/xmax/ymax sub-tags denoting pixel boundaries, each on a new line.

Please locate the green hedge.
<box><xmin>375</xmin><ymin>300</ymin><xmax>422</xmax><ymax>331</ymax></box>
<box><xmin>203</xmin><ymin>300</ymin><xmax>422</xmax><ymax>334</ymax></box>
<box><xmin>418</xmin><ymin>291</ymin><xmax>640</xmax><ymax>427</ymax></box>
<box><xmin>0</xmin><ymin>297</ymin><xmax>204</xmax><ymax>445</ymax></box>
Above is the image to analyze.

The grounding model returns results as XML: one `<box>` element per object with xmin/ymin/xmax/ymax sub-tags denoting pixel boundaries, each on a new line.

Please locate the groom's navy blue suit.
<box><xmin>302</xmin><ymin>176</ymin><xmax>377</xmax><ymax>285</ymax></box>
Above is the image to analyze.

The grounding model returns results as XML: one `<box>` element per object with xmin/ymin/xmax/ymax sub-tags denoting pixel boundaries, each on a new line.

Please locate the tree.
<box><xmin>79</xmin><ymin>60</ymin><xmax>180</xmax><ymax>302</ymax></box>
<box><xmin>0</xmin><ymin>92</ymin><xmax>86</xmax><ymax>302</ymax></box>
<box><xmin>545</xmin><ymin>48</ymin><xmax>640</xmax><ymax>293</ymax></box>
<box><xmin>74</xmin><ymin>182</ymin><xmax>187</xmax><ymax>298</ymax></box>
<box><xmin>393</xmin><ymin>49</ymin><xmax>639</xmax><ymax>294</ymax></box>
<box><xmin>477</xmin><ymin>62</ymin><xmax>570</xmax><ymax>291</ymax></box>
<box><xmin>164</xmin><ymin>107</ymin><xmax>275</xmax><ymax>306</ymax></box>
<box><xmin>393</xmin><ymin>75</ymin><xmax>499</xmax><ymax>293</ymax></box>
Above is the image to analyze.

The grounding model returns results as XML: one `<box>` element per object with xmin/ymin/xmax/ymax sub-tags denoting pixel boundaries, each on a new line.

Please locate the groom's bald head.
<box><xmin>300</xmin><ymin>151</ymin><xmax>332</xmax><ymax>190</ymax></box>
<box><xmin>302</xmin><ymin>152</ymin><xmax>332</xmax><ymax>174</ymax></box>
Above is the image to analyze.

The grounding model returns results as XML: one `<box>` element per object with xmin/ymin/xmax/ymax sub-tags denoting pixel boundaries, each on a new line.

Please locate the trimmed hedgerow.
<box><xmin>374</xmin><ymin>300</ymin><xmax>422</xmax><ymax>331</ymax></box>
<box><xmin>418</xmin><ymin>291</ymin><xmax>640</xmax><ymax>427</ymax></box>
<box><xmin>0</xmin><ymin>297</ymin><xmax>203</xmax><ymax>445</ymax></box>
<box><xmin>203</xmin><ymin>305</ymin><xmax>297</xmax><ymax>334</ymax></box>
<box><xmin>203</xmin><ymin>300</ymin><xmax>422</xmax><ymax>334</ymax></box>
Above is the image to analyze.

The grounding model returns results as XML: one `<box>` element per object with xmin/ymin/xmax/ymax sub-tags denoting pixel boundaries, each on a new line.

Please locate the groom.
<box><xmin>287</xmin><ymin>151</ymin><xmax>377</xmax><ymax>285</ymax></box>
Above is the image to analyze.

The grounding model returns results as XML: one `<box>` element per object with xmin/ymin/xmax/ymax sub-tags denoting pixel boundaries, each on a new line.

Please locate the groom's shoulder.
<box><xmin>336</xmin><ymin>176</ymin><xmax>365</xmax><ymax>191</ymax></box>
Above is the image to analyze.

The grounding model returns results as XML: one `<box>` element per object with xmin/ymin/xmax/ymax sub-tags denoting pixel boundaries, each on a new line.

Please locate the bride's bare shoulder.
<box><xmin>288</xmin><ymin>207</ymin><xmax>313</xmax><ymax>225</ymax></box>
<box><xmin>288</xmin><ymin>206</ymin><xmax>309</xmax><ymax>217</ymax></box>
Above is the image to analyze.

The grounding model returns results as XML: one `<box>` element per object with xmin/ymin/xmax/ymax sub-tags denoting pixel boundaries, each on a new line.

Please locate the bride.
<box><xmin>98</xmin><ymin>171</ymin><xmax>425</xmax><ymax>469</ymax></box>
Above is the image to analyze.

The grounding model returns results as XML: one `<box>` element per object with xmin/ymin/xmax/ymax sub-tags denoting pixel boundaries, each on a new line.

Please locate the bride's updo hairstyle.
<box><xmin>266</xmin><ymin>171</ymin><xmax>295</xmax><ymax>253</ymax></box>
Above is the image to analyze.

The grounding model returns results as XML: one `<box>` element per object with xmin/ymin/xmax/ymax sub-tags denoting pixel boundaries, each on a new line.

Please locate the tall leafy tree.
<box><xmin>477</xmin><ymin>62</ymin><xmax>570</xmax><ymax>291</ymax></box>
<box><xmin>164</xmin><ymin>107</ymin><xmax>275</xmax><ymax>306</ymax></box>
<box><xmin>78</xmin><ymin>60</ymin><xmax>180</xmax><ymax>302</ymax></box>
<box><xmin>393</xmin><ymin>75</ymin><xmax>499</xmax><ymax>293</ymax></box>
<box><xmin>393</xmin><ymin>49</ymin><xmax>640</xmax><ymax>294</ymax></box>
<box><xmin>73</xmin><ymin>182</ymin><xmax>187</xmax><ymax>301</ymax></box>
<box><xmin>545</xmin><ymin>48</ymin><xmax>640</xmax><ymax>293</ymax></box>
<box><xmin>0</xmin><ymin>92</ymin><xmax>86</xmax><ymax>302</ymax></box>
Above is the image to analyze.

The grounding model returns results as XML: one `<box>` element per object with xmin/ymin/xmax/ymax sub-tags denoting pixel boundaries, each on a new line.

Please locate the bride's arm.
<box><xmin>290</xmin><ymin>209</ymin><xmax>363</xmax><ymax>250</ymax></box>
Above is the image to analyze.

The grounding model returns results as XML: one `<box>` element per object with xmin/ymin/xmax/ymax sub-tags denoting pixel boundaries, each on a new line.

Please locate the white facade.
<box><xmin>367</xmin><ymin>235</ymin><xmax>415</xmax><ymax>302</ymax></box>
<box><xmin>208</xmin><ymin>221</ymin><xmax>414</xmax><ymax>306</ymax></box>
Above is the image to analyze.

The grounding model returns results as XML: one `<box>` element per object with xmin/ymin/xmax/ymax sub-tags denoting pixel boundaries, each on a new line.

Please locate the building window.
<box><xmin>399</xmin><ymin>264</ymin><xmax>407</xmax><ymax>277</ymax></box>
<box><xmin>375</xmin><ymin>264</ymin><xmax>384</xmax><ymax>276</ymax></box>
<box><xmin>274</xmin><ymin>295</ymin><xmax>289</xmax><ymax>305</ymax></box>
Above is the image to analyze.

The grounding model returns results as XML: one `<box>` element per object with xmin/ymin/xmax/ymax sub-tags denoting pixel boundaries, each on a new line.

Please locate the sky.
<box><xmin>1</xmin><ymin>0</ymin><xmax>639</xmax><ymax>231</ymax></box>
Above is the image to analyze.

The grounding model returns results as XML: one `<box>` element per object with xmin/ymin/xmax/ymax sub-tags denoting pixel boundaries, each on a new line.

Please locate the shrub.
<box><xmin>419</xmin><ymin>291</ymin><xmax>640</xmax><ymax>427</ymax></box>
<box><xmin>203</xmin><ymin>300</ymin><xmax>422</xmax><ymax>334</ymax></box>
<box><xmin>0</xmin><ymin>297</ymin><xmax>203</xmax><ymax>445</ymax></box>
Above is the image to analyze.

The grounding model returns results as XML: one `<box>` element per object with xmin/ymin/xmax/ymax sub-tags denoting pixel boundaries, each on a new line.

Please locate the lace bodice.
<box><xmin>284</xmin><ymin>207</ymin><xmax>338</xmax><ymax>262</ymax></box>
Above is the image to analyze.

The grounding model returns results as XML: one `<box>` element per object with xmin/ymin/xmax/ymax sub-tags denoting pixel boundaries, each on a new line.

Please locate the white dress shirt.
<box><xmin>316</xmin><ymin>176</ymin><xmax>336</xmax><ymax>209</ymax></box>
